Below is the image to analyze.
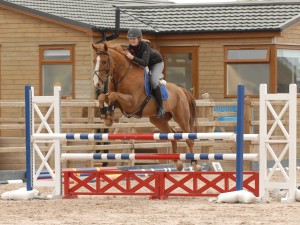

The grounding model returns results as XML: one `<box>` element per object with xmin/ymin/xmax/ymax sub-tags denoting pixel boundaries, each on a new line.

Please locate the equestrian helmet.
<box><xmin>127</xmin><ymin>28</ymin><xmax>142</xmax><ymax>38</ymax></box>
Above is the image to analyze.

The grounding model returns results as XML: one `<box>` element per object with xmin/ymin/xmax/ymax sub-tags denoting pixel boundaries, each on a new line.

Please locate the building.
<box><xmin>1</xmin><ymin>0</ymin><xmax>300</xmax><ymax>170</ymax></box>
<box><xmin>1</xmin><ymin>0</ymin><xmax>300</xmax><ymax>101</ymax></box>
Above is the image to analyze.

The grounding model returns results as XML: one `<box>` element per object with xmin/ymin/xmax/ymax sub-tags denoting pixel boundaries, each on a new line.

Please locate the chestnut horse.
<box><xmin>92</xmin><ymin>42</ymin><xmax>200</xmax><ymax>171</ymax></box>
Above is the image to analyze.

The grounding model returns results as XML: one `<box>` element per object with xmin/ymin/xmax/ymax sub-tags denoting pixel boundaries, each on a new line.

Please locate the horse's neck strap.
<box><xmin>120</xmin><ymin>96</ymin><xmax>151</xmax><ymax>118</ymax></box>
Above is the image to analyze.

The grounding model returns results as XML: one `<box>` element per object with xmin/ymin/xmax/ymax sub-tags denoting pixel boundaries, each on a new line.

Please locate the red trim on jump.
<box><xmin>134</xmin><ymin>153</ymin><xmax>181</xmax><ymax>160</ymax></box>
<box><xmin>63</xmin><ymin>170</ymin><xmax>259</xmax><ymax>199</ymax></box>
<box><xmin>107</xmin><ymin>133</ymin><xmax>155</xmax><ymax>140</ymax></box>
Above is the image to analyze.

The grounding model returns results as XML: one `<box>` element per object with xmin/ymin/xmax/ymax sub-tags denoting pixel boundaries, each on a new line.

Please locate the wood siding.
<box><xmin>156</xmin><ymin>37</ymin><xmax>274</xmax><ymax>100</ymax></box>
<box><xmin>277</xmin><ymin>22</ymin><xmax>300</xmax><ymax>44</ymax></box>
<box><xmin>0</xmin><ymin>8</ymin><xmax>95</xmax><ymax>100</ymax></box>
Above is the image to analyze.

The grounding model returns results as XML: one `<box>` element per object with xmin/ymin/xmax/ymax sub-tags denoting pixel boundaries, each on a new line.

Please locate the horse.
<box><xmin>92</xmin><ymin>42</ymin><xmax>200</xmax><ymax>171</ymax></box>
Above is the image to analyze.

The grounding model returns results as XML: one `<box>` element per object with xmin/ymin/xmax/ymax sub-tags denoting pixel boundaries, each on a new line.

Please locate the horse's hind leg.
<box><xmin>170</xmin><ymin>129</ymin><xmax>184</xmax><ymax>171</ymax></box>
<box><xmin>185</xmin><ymin>139</ymin><xmax>201</xmax><ymax>171</ymax></box>
<box><xmin>172</xmin><ymin>110</ymin><xmax>201</xmax><ymax>171</ymax></box>
<box><xmin>149</xmin><ymin>116</ymin><xmax>183</xmax><ymax>171</ymax></box>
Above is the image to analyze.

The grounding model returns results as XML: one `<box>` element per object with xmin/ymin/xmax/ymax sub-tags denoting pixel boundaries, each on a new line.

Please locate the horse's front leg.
<box><xmin>149</xmin><ymin>116</ymin><xmax>184</xmax><ymax>171</ymax></box>
<box><xmin>98</xmin><ymin>93</ymin><xmax>110</xmax><ymax>119</ymax></box>
<box><xmin>186</xmin><ymin>140</ymin><xmax>201</xmax><ymax>171</ymax></box>
<box><xmin>170</xmin><ymin>140</ymin><xmax>183</xmax><ymax>171</ymax></box>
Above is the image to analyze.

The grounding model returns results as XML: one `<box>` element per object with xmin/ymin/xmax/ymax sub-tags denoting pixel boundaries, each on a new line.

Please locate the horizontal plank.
<box><xmin>0</xmin><ymin>118</ymin><xmax>25</xmax><ymax>123</ymax></box>
<box><xmin>214</xmin><ymin>112</ymin><xmax>237</xmax><ymax>116</ymax></box>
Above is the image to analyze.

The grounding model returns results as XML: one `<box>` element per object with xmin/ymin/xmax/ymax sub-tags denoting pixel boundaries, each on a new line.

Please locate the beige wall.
<box><xmin>156</xmin><ymin>37</ymin><xmax>274</xmax><ymax>100</ymax></box>
<box><xmin>0</xmin><ymin>8</ymin><xmax>95</xmax><ymax>100</ymax></box>
<box><xmin>277</xmin><ymin>22</ymin><xmax>300</xmax><ymax>43</ymax></box>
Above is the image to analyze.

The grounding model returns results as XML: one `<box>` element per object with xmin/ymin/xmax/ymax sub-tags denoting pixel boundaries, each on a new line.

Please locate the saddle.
<box><xmin>144</xmin><ymin>70</ymin><xmax>168</xmax><ymax>100</ymax></box>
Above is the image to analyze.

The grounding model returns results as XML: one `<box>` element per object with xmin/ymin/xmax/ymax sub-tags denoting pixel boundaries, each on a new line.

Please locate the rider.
<box><xmin>125</xmin><ymin>28</ymin><xmax>165</xmax><ymax>118</ymax></box>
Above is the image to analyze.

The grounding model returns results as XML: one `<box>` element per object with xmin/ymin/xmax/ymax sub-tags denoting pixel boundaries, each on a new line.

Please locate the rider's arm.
<box><xmin>132</xmin><ymin>42</ymin><xmax>150</xmax><ymax>67</ymax></box>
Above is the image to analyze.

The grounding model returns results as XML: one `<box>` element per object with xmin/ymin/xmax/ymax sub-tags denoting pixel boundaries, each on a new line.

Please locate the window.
<box><xmin>277</xmin><ymin>48</ymin><xmax>300</xmax><ymax>93</ymax></box>
<box><xmin>40</xmin><ymin>45</ymin><xmax>74</xmax><ymax>98</ymax></box>
<box><xmin>225</xmin><ymin>46</ymin><xmax>270</xmax><ymax>97</ymax></box>
<box><xmin>160</xmin><ymin>47</ymin><xmax>198</xmax><ymax>97</ymax></box>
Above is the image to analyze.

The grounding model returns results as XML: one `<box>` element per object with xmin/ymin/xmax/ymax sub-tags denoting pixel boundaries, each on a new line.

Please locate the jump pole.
<box><xmin>236</xmin><ymin>85</ymin><xmax>245</xmax><ymax>191</ymax></box>
<box><xmin>32</xmin><ymin>132</ymin><xmax>257</xmax><ymax>141</ymax></box>
<box><xmin>60</xmin><ymin>153</ymin><xmax>258</xmax><ymax>161</ymax></box>
<box><xmin>25</xmin><ymin>85</ymin><xmax>32</xmax><ymax>191</ymax></box>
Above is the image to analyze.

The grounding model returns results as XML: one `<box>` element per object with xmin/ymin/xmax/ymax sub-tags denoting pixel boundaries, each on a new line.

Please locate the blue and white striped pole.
<box><xmin>60</xmin><ymin>153</ymin><xmax>258</xmax><ymax>161</ymax></box>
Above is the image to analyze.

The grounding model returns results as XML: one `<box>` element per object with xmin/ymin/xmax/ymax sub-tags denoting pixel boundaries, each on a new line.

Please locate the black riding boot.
<box><xmin>153</xmin><ymin>86</ymin><xmax>165</xmax><ymax>118</ymax></box>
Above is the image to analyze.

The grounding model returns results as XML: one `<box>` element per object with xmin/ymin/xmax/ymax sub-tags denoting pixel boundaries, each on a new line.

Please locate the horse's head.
<box><xmin>92</xmin><ymin>42</ymin><xmax>126</xmax><ymax>126</ymax></box>
<box><xmin>92</xmin><ymin>42</ymin><xmax>112</xmax><ymax>88</ymax></box>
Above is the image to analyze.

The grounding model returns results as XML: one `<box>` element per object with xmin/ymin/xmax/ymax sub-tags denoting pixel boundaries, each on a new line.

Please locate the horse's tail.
<box><xmin>182</xmin><ymin>88</ymin><xmax>198</xmax><ymax>132</ymax></box>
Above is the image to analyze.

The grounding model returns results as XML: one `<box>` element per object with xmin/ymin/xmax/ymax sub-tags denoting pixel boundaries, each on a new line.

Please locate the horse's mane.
<box><xmin>107</xmin><ymin>43</ymin><xmax>143</xmax><ymax>70</ymax></box>
<box><xmin>108</xmin><ymin>44</ymin><xmax>125</xmax><ymax>56</ymax></box>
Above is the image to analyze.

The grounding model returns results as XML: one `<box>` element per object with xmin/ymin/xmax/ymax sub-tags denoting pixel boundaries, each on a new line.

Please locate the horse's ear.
<box><xmin>104</xmin><ymin>42</ymin><xmax>108</xmax><ymax>52</ymax></box>
<box><xmin>92</xmin><ymin>43</ymin><xmax>97</xmax><ymax>51</ymax></box>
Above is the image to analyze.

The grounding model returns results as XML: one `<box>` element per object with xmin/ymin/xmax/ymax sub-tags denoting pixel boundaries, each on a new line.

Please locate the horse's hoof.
<box><xmin>191</xmin><ymin>161</ymin><xmax>201</xmax><ymax>171</ymax></box>
<box><xmin>111</xmin><ymin>115</ymin><xmax>119</xmax><ymax>123</ymax></box>
<box><xmin>103</xmin><ymin>119</ymin><xmax>113</xmax><ymax>127</ymax></box>
<box><xmin>193</xmin><ymin>164</ymin><xmax>201</xmax><ymax>172</ymax></box>
<box><xmin>174</xmin><ymin>161</ymin><xmax>183</xmax><ymax>171</ymax></box>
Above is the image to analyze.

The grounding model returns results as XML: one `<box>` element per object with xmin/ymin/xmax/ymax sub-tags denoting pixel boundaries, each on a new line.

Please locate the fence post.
<box><xmin>236</xmin><ymin>85</ymin><xmax>244</xmax><ymax>191</ymax></box>
<box><xmin>25</xmin><ymin>85</ymin><xmax>32</xmax><ymax>191</ymax></box>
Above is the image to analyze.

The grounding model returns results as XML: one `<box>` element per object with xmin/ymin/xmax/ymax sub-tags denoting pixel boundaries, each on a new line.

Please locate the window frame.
<box><xmin>275</xmin><ymin>44</ymin><xmax>300</xmax><ymax>93</ymax></box>
<box><xmin>39</xmin><ymin>45</ymin><xmax>75</xmax><ymax>98</ymax></box>
<box><xmin>224</xmin><ymin>45</ymin><xmax>275</xmax><ymax>98</ymax></box>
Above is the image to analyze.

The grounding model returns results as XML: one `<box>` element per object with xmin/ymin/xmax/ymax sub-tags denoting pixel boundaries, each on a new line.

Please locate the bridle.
<box><xmin>93</xmin><ymin>51</ymin><xmax>112</xmax><ymax>90</ymax></box>
<box><xmin>93</xmin><ymin>49</ymin><xmax>133</xmax><ymax>92</ymax></box>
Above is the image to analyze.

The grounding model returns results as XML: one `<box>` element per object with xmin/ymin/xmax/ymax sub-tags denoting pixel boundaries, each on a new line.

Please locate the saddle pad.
<box><xmin>144</xmin><ymin>70</ymin><xmax>168</xmax><ymax>100</ymax></box>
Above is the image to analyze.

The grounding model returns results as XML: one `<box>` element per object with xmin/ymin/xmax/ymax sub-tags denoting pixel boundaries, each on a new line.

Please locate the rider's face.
<box><xmin>128</xmin><ymin>37</ymin><xmax>139</xmax><ymax>46</ymax></box>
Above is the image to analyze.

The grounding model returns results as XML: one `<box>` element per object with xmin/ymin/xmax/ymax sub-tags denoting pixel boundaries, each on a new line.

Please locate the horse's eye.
<box><xmin>102</xmin><ymin>61</ymin><xmax>106</xmax><ymax>65</ymax></box>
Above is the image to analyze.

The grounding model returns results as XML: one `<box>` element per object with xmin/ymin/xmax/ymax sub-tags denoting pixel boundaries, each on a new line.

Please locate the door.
<box><xmin>160</xmin><ymin>46</ymin><xmax>198</xmax><ymax>97</ymax></box>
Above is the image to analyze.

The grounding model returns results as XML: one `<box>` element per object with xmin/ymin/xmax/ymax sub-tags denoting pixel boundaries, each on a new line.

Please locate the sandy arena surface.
<box><xmin>1</xmin><ymin>182</ymin><xmax>300</xmax><ymax>225</ymax></box>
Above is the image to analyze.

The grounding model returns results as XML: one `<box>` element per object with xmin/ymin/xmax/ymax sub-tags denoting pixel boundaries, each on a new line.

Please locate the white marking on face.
<box><xmin>93</xmin><ymin>55</ymin><xmax>101</xmax><ymax>87</ymax></box>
